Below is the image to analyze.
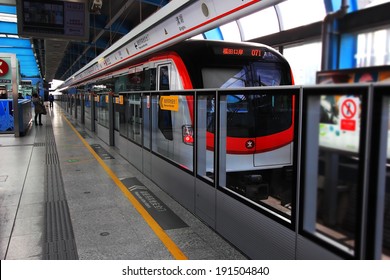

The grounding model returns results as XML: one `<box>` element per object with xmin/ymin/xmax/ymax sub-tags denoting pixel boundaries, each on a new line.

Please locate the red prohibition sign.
<box><xmin>0</xmin><ymin>59</ymin><xmax>9</xmax><ymax>76</ymax></box>
<box><xmin>341</xmin><ymin>99</ymin><xmax>357</xmax><ymax>119</ymax></box>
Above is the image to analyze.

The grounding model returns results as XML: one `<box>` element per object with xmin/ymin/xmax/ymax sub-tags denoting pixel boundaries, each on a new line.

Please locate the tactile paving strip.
<box><xmin>42</xmin><ymin>123</ymin><xmax>78</xmax><ymax>259</ymax></box>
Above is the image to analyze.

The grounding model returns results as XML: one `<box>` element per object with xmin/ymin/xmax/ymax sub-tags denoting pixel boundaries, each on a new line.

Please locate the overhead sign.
<box><xmin>0</xmin><ymin>59</ymin><xmax>9</xmax><ymax>77</ymax></box>
<box><xmin>16</xmin><ymin>0</ymin><xmax>89</xmax><ymax>41</ymax></box>
<box><xmin>159</xmin><ymin>96</ymin><xmax>179</xmax><ymax>111</ymax></box>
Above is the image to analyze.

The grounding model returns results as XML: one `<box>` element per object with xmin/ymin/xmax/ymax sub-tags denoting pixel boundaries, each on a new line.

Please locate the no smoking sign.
<box><xmin>339</xmin><ymin>97</ymin><xmax>359</xmax><ymax>131</ymax></box>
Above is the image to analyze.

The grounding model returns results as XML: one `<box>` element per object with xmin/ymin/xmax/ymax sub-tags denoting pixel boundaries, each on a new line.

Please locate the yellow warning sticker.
<box><xmin>159</xmin><ymin>96</ymin><xmax>179</xmax><ymax>111</ymax></box>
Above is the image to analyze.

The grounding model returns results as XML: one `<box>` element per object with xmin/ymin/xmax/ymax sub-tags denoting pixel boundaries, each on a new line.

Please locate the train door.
<box><xmin>142</xmin><ymin>67</ymin><xmax>156</xmax><ymax>178</ymax></box>
<box><xmin>154</xmin><ymin>64</ymin><xmax>174</xmax><ymax>159</ymax></box>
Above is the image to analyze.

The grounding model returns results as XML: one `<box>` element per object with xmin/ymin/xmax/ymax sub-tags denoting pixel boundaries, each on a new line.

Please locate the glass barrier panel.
<box><xmin>197</xmin><ymin>92</ymin><xmax>215</xmax><ymax>183</ymax></box>
<box><xmin>119</xmin><ymin>93</ymin><xmax>127</xmax><ymax>138</ymax></box>
<box><xmin>76</xmin><ymin>94</ymin><xmax>81</xmax><ymax>119</ymax></box>
<box><xmin>218</xmin><ymin>90</ymin><xmax>296</xmax><ymax>220</ymax></box>
<box><xmin>151</xmin><ymin>93</ymin><xmax>194</xmax><ymax>172</ymax></box>
<box><xmin>303</xmin><ymin>91</ymin><xmax>366</xmax><ymax>256</ymax></box>
<box><xmin>126</xmin><ymin>93</ymin><xmax>142</xmax><ymax>144</ymax></box>
<box><xmin>142</xmin><ymin>93</ymin><xmax>151</xmax><ymax>150</ymax></box>
<box><xmin>114</xmin><ymin>100</ymin><xmax>121</xmax><ymax>132</ymax></box>
<box><xmin>85</xmin><ymin>93</ymin><xmax>91</xmax><ymax>122</ymax></box>
<box><xmin>97</xmin><ymin>94</ymin><xmax>109</xmax><ymax>128</ymax></box>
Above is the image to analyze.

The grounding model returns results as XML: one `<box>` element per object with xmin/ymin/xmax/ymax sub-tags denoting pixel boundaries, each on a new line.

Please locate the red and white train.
<box><xmin>66</xmin><ymin>39</ymin><xmax>295</xmax><ymax>203</ymax></box>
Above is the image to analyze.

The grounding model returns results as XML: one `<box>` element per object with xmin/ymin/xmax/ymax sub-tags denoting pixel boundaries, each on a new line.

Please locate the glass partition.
<box><xmin>218</xmin><ymin>88</ymin><xmax>298</xmax><ymax>221</ymax></box>
<box><xmin>196</xmin><ymin>91</ymin><xmax>216</xmax><ymax>183</ymax></box>
<box><xmin>97</xmin><ymin>93</ymin><xmax>109</xmax><ymax>128</ymax></box>
<box><xmin>151</xmin><ymin>92</ymin><xmax>194</xmax><ymax>172</ymax></box>
<box><xmin>75</xmin><ymin>93</ymin><xmax>81</xmax><ymax>120</ymax></box>
<box><xmin>302</xmin><ymin>86</ymin><xmax>370</xmax><ymax>257</ymax></box>
<box><xmin>118</xmin><ymin>92</ymin><xmax>142</xmax><ymax>145</ymax></box>
<box><xmin>84</xmin><ymin>92</ymin><xmax>91</xmax><ymax>123</ymax></box>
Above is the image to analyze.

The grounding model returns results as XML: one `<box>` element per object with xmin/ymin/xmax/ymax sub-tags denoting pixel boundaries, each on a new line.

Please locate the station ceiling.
<box><xmin>34</xmin><ymin>0</ymin><xmax>169</xmax><ymax>83</ymax></box>
<box><xmin>0</xmin><ymin>0</ymin><xmax>169</xmax><ymax>82</ymax></box>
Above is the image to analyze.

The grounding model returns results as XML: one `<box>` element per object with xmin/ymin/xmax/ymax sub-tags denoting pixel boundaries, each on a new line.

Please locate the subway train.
<box><xmin>62</xmin><ymin>39</ymin><xmax>390</xmax><ymax>259</ymax></box>
<box><xmin>67</xmin><ymin>39</ymin><xmax>295</xmax><ymax>208</ymax></box>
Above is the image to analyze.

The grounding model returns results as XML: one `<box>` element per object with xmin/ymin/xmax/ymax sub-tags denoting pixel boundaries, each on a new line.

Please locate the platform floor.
<box><xmin>0</xmin><ymin>103</ymin><xmax>246</xmax><ymax>260</ymax></box>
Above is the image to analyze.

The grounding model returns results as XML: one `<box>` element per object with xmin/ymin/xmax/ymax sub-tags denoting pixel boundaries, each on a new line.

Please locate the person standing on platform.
<box><xmin>49</xmin><ymin>93</ymin><xmax>54</xmax><ymax>108</ymax></box>
<box><xmin>32</xmin><ymin>93</ymin><xmax>45</xmax><ymax>126</ymax></box>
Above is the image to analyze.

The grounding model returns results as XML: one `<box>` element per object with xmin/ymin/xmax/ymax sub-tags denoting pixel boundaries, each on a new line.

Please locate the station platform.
<box><xmin>0</xmin><ymin>102</ymin><xmax>246</xmax><ymax>260</ymax></box>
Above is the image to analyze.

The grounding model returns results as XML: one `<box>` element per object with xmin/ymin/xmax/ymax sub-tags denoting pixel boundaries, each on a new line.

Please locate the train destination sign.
<box><xmin>213</xmin><ymin>47</ymin><xmax>263</xmax><ymax>57</ymax></box>
<box><xmin>159</xmin><ymin>96</ymin><xmax>179</xmax><ymax>111</ymax></box>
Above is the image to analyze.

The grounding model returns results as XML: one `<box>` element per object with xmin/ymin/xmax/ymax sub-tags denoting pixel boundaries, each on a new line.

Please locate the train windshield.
<box><xmin>202</xmin><ymin>62</ymin><xmax>284</xmax><ymax>88</ymax></box>
<box><xmin>207</xmin><ymin>94</ymin><xmax>292</xmax><ymax>138</ymax></box>
<box><xmin>203</xmin><ymin>62</ymin><xmax>292</xmax><ymax>138</ymax></box>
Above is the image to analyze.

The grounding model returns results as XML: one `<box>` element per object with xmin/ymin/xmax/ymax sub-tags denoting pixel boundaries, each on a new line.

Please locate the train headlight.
<box><xmin>182</xmin><ymin>125</ymin><xmax>193</xmax><ymax>145</ymax></box>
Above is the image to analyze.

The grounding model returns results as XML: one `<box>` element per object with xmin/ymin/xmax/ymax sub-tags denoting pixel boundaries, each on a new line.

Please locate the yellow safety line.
<box><xmin>62</xmin><ymin>114</ymin><xmax>188</xmax><ymax>260</ymax></box>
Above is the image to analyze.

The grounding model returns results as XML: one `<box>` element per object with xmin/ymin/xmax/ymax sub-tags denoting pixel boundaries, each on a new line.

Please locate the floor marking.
<box><xmin>121</xmin><ymin>177</ymin><xmax>188</xmax><ymax>230</ymax></box>
<box><xmin>62</xmin><ymin>114</ymin><xmax>188</xmax><ymax>260</ymax></box>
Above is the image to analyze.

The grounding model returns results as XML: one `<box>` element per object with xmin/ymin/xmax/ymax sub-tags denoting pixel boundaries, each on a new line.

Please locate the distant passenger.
<box><xmin>32</xmin><ymin>93</ymin><xmax>45</xmax><ymax>126</ymax></box>
<box><xmin>49</xmin><ymin>93</ymin><xmax>54</xmax><ymax>108</ymax></box>
<box><xmin>0</xmin><ymin>88</ymin><xmax>7</xmax><ymax>99</ymax></box>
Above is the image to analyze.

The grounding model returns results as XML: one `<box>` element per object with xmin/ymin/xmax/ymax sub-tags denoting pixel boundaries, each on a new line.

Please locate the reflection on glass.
<box><xmin>356</xmin><ymin>28</ymin><xmax>390</xmax><ymax>67</ymax></box>
<box><xmin>152</xmin><ymin>94</ymin><xmax>194</xmax><ymax>172</ymax></box>
<box><xmin>85</xmin><ymin>93</ymin><xmax>91</xmax><ymax>121</ymax></box>
<box><xmin>127</xmin><ymin>93</ymin><xmax>142</xmax><ymax>144</ymax></box>
<box><xmin>315</xmin><ymin>94</ymin><xmax>362</xmax><ymax>254</ymax></box>
<box><xmin>197</xmin><ymin>94</ymin><xmax>215</xmax><ymax>182</ymax></box>
<box><xmin>220</xmin><ymin>92</ymin><xmax>294</xmax><ymax>219</ymax></box>
<box><xmin>76</xmin><ymin>94</ymin><xmax>81</xmax><ymax>119</ymax></box>
<box><xmin>97</xmin><ymin>94</ymin><xmax>109</xmax><ymax>128</ymax></box>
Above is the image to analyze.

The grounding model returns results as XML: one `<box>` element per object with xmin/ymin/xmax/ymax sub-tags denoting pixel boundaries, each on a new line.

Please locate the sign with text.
<box><xmin>159</xmin><ymin>96</ymin><xmax>179</xmax><ymax>111</ymax></box>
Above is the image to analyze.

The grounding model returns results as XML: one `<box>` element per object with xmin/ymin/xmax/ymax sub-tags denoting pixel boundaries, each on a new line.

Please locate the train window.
<box><xmin>158</xmin><ymin>106</ymin><xmax>173</xmax><ymax>140</ymax></box>
<box><xmin>159</xmin><ymin>66</ymin><xmax>170</xmax><ymax>90</ymax></box>
<box><xmin>202</xmin><ymin>63</ymin><xmax>283</xmax><ymax>89</ymax></box>
<box><xmin>303</xmin><ymin>93</ymin><xmax>365</xmax><ymax>256</ymax></box>
<box><xmin>218</xmin><ymin>91</ymin><xmax>295</xmax><ymax>220</ymax></box>
<box><xmin>157</xmin><ymin>65</ymin><xmax>173</xmax><ymax>141</ymax></box>
<box><xmin>152</xmin><ymin>94</ymin><xmax>194</xmax><ymax>172</ymax></box>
